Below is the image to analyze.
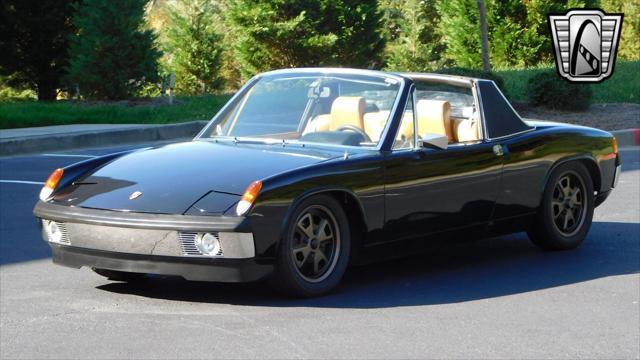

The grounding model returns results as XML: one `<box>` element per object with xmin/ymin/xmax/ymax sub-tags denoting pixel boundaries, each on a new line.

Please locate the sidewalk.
<box><xmin>0</xmin><ymin>121</ymin><xmax>207</xmax><ymax>156</ymax></box>
<box><xmin>0</xmin><ymin>122</ymin><xmax>638</xmax><ymax>157</ymax></box>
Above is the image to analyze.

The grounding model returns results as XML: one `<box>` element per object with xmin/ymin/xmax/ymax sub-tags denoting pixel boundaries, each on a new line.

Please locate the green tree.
<box><xmin>381</xmin><ymin>0</ymin><xmax>445</xmax><ymax>72</ymax></box>
<box><xmin>163</xmin><ymin>0</ymin><xmax>224</xmax><ymax>94</ymax></box>
<box><xmin>66</xmin><ymin>0</ymin><xmax>161</xmax><ymax>100</ymax></box>
<box><xmin>437</xmin><ymin>0</ymin><xmax>484</xmax><ymax>68</ymax></box>
<box><xmin>602</xmin><ymin>0</ymin><xmax>640</xmax><ymax>60</ymax></box>
<box><xmin>491</xmin><ymin>0</ymin><xmax>596</xmax><ymax>67</ymax></box>
<box><xmin>0</xmin><ymin>0</ymin><xmax>77</xmax><ymax>101</ymax></box>
<box><xmin>438</xmin><ymin>0</ymin><xmax>596</xmax><ymax>69</ymax></box>
<box><xmin>490</xmin><ymin>0</ymin><xmax>546</xmax><ymax>68</ymax></box>
<box><xmin>228</xmin><ymin>0</ymin><xmax>385</xmax><ymax>79</ymax></box>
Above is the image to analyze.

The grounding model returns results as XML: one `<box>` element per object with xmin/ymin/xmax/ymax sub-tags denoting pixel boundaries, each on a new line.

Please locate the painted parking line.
<box><xmin>0</xmin><ymin>180</ymin><xmax>43</xmax><ymax>185</ymax></box>
<box><xmin>41</xmin><ymin>154</ymin><xmax>97</xmax><ymax>158</ymax></box>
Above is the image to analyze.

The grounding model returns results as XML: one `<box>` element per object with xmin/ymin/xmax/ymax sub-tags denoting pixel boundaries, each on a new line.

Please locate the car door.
<box><xmin>383</xmin><ymin>84</ymin><xmax>504</xmax><ymax>243</ymax></box>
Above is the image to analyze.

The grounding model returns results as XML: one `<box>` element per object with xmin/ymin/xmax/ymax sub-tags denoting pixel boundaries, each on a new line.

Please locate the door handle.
<box><xmin>493</xmin><ymin>144</ymin><xmax>504</xmax><ymax>156</ymax></box>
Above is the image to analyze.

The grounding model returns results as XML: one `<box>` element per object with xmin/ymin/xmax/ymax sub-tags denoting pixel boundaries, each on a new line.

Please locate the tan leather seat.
<box><xmin>329</xmin><ymin>96</ymin><xmax>365</xmax><ymax>131</ymax></box>
<box><xmin>303</xmin><ymin>114</ymin><xmax>331</xmax><ymax>135</ymax></box>
<box><xmin>416</xmin><ymin>100</ymin><xmax>453</xmax><ymax>142</ymax></box>
<box><xmin>452</xmin><ymin>118</ymin><xmax>480</xmax><ymax>142</ymax></box>
<box><xmin>302</xmin><ymin>96</ymin><xmax>366</xmax><ymax>135</ymax></box>
<box><xmin>363</xmin><ymin>111</ymin><xmax>390</xmax><ymax>142</ymax></box>
<box><xmin>398</xmin><ymin>111</ymin><xmax>413</xmax><ymax>144</ymax></box>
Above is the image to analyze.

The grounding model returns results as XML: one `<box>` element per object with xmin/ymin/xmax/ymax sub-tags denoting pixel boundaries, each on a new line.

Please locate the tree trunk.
<box><xmin>476</xmin><ymin>0</ymin><xmax>491</xmax><ymax>71</ymax></box>
<box><xmin>36</xmin><ymin>78</ymin><xmax>58</xmax><ymax>101</ymax></box>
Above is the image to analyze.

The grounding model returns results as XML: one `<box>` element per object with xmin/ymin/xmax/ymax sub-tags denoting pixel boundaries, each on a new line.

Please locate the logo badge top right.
<box><xmin>549</xmin><ymin>9</ymin><xmax>623</xmax><ymax>83</ymax></box>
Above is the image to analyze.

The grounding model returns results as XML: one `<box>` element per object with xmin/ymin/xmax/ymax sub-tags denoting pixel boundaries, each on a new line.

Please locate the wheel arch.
<box><xmin>280</xmin><ymin>187</ymin><xmax>368</xmax><ymax>265</ymax></box>
<box><xmin>538</xmin><ymin>155</ymin><xmax>601</xmax><ymax>207</ymax></box>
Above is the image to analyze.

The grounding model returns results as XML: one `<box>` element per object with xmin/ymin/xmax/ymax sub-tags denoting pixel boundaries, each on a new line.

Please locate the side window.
<box><xmin>415</xmin><ymin>81</ymin><xmax>481</xmax><ymax>144</ymax></box>
<box><xmin>392</xmin><ymin>94</ymin><xmax>415</xmax><ymax>150</ymax></box>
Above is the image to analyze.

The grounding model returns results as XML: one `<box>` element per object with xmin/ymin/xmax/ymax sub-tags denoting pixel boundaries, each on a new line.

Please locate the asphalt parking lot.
<box><xmin>1</xmin><ymin>142</ymin><xmax>638</xmax><ymax>359</ymax></box>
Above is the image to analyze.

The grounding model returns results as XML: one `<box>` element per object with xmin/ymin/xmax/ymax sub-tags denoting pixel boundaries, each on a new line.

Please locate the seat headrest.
<box><xmin>330</xmin><ymin>96</ymin><xmax>365</xmax><ymax>131</ymax></box>
<box><xmin>416</xmin><ymin>100</ymin><xmax>453</xmax><ymax>142</ymax></box>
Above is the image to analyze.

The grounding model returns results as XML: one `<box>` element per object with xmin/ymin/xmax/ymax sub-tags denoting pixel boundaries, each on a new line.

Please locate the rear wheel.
<box><xmin>271</xmin><ymin>194</ymin><xmax>350</xmax><ymax>297</ymax></box>
<box><xmin>527</xmin><ymin>162</ymin><xmax>594</xmax><ymax>250</ymax></box>
<box><xmin>92</xmin><ymin>268</ymin><xmax>147</xmax><ymax>282</ymax></box>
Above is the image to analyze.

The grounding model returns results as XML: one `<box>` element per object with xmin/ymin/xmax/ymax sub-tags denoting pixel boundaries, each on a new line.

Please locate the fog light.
<box><xmin>47</xmin><ymin>221</ymin><xmax>62</xmax><ymax>243</ymax></box>
<box><xmin>195</xmin><ymin>232</ymin><xmax>220</xmax><ymax>255</ymax></box>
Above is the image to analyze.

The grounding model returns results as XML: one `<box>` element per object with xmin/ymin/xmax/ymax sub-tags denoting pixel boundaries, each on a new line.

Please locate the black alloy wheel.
<box><xmin>527</xmin><ymin>161</ymin><xmax>594</xmax><ymax>250</ymax></box>
<box><xmin>272</xmin><ymin>194</ymin><xmax>351</xmax><ymax>297</ymax></box>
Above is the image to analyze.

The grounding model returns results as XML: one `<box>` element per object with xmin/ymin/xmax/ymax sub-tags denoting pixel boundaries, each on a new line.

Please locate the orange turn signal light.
<box><xmin>45</xmin><ymin>168</ymin><xmax>64</xmax><ymax>190</ymax></box>
<box><xmin>236</xmin><ymin>180</ymin><xmax>262</xmax><ymax>216</ymax></box>
<box><xmin>40</xmin><ymin>168</ymin><xmax>64</xmax><ymax>201</ymax></box>
<box><xmin>241</xmin><ymin>180</ymin><xmax>262</xmax><ymax>203</ymax></box>
<box><xmin>612</xmin><ymin>136</ymin><xmax>618</xmax><ymax>155</ymax></box>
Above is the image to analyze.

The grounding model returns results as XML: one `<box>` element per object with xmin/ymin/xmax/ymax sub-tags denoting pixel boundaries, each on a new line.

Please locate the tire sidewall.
<box><xmin>540</xmin><ymin>162</ymin><xmax>595</xmax><ymax>249</ymax></box>
<box><xmin>274</xmin><ymin>194</ymin><xmax>351</xmax><ymax>297</ymax></box>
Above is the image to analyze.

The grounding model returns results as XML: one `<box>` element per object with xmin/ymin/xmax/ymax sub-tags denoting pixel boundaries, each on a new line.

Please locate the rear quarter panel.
<box><xmin>493</xmin><ymin>121</ymin><xmax>616</xmax><ymax>222</ymax></box>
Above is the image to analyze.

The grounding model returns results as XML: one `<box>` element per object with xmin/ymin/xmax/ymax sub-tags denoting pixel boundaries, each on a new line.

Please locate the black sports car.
<box><xmin>34</xmin><ymin>68</ymin><xmax>621</xmax><ymax>297</ymax></box>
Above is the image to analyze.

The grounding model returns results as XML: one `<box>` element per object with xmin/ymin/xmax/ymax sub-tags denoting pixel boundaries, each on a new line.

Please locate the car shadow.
<box><xmin>96</xmin><ymin>220</ymin><xmax>640</xmax><ymax>308</ymax></box>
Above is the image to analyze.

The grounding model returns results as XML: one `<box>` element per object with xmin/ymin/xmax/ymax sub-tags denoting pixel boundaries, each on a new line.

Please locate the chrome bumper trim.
<box><xmin>613</xmin><ymin>164</ymin><xmax>621</xmax><ymax>188</ymax></box>
<box><xmin>40</xmin><ymin>220</ymin><xmax>255</xmax><ymax>259</ymax></box>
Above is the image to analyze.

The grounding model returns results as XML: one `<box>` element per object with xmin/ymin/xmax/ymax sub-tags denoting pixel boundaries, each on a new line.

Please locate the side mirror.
<box><xmin>419</xmin><ymin>133</ymin><xmax>448</xmax><ymax>150</ymax></box>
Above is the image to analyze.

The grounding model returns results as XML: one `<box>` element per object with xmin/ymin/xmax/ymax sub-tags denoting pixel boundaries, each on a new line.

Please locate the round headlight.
<box><xmin>195</xmin><ymin>233</ymin><xmax>220</xmax><ymax>255</ymax></box>
<box><xmin>48</xmin><ymin>221</ymin><xmax>62</xmax><ymax>243</ymax></box>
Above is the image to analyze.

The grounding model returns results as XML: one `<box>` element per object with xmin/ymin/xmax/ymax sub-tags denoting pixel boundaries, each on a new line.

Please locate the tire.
<box><xmin>271</xmin><ymin>194</ymin><xmax>351</xmax><ymax>297</ymax></box>
<box><xmin>92</xmin><ymin>268</ymin><xmax>147</xmax><ymax>282</ymax></box>
<box><xmin>527</xmin><ymin>161</ymin><xmax>594</xmax><ymax>250</ymax></box>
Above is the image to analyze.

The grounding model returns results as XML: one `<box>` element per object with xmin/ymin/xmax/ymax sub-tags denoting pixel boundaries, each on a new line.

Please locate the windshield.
<box><xmin>203</xmin><ymin>72</ymin><xmax>402</xmax><ymax>147</ymax></box>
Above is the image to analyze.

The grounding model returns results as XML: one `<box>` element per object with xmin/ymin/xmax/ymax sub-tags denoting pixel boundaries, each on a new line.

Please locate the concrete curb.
<box><xmin>611</xmin><ymin>128</ymin><xmax>640</xmax><ymax>148</ymax></box>
<box><xmin>0</xmin><ymin>122</ymin><xmax>636</xmax><ymax>157</ymax></box>
<box><xmin>0</xmin><ymin>121</ymin><xmax>208</xmax><ymax>156</ymax></box>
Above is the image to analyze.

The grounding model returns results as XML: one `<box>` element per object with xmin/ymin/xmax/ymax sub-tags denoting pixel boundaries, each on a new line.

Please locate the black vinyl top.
<box><xmin>477</xmin><ymin>80</ymin><xmax>532</xmax><ymax>139</ymax></box>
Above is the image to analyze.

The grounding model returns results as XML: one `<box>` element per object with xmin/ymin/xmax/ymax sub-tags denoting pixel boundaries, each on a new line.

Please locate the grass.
<box><xmin>496</xmin><ymin>60</ymin><xmax>640</xmax><ymax>104</ymax></box>
<box><xmin>0</xmin><ymin>95</ymin><xmax>231</xmax><ymax>130</ymax></box>
<box><xmin>1</xmin><ymin>60</ymin><xmax>637</xmax><ymax>129</ymax></box>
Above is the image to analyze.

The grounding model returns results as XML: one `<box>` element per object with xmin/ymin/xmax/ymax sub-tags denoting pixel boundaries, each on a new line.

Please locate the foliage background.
<box><xmin>1</xmin><ymin>0</ymin><xmax>638</xmax><ymax>105</ymax></box>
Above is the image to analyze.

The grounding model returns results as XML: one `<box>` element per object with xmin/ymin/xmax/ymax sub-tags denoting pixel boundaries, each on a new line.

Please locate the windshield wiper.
<box><xmin>232</xmin><ymin>137</ymin><xmax>289</xmax><ymax>145</ymax></box>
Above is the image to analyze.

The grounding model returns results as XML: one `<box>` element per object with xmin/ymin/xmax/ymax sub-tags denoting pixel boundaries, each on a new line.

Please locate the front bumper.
<box><xmin>50</xmin><ymin>244</ymin><xmax>271</xmax><ymax>282</ymax></box>
<box><xmin>612</xmin><ymin>164</ymin><xmax>621</xmax><ymax>188</ymax></box>
<box><xmin>33</xmin><ymin>201</ymin><xmax>273</xmax><ymax>282</ymax></box>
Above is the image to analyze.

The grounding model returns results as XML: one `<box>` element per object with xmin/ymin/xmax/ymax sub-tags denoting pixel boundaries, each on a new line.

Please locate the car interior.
<box><xmin>211</xmin><ymin>74</ymin><xmax>482</xmax><ymax>148</ymax></box>
<box><xmin>301</xmin><ymin>91</ymin><xmax>481</xmax><ymax>148</ymax></box>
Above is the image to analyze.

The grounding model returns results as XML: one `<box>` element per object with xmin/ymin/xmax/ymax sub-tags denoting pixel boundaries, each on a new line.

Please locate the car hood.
<box><xmin>52</xmin><ymin>140</ymin><xmax>341</xmax><ymax>214</ymax></box>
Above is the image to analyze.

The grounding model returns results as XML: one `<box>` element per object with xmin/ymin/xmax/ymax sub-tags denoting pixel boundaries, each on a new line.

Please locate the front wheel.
<box><xmin>271</xmin><ymin>194</ymin><xmax>351</xmax><ymax>297</ymax></box>
<box><xmin>527</xmin><ymin>161</ymin><xmax>594</xmax><ymax>250</ymax></box>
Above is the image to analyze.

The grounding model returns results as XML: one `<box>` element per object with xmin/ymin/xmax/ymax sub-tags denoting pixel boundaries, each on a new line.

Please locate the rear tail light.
<box><xmin>39</xmin><ymin>168</ymin><xmax>64</xmax><ymax>201</ymax></box>
<box><xmin>236</xmin><ymin>180</ymin><xmax>262</xmax><ymax>216</ymax></box>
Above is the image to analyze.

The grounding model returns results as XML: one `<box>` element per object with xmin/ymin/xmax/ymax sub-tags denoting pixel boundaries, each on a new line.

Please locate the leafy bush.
<box><xmin>436</xmin><ymin>67</ymin><xmax>508</xmax><ymax>97</ymax></box>
<box><xmin>526</xmin><ymin>71</ymin><xmax>592</xmax><ymax>111</ymax></box>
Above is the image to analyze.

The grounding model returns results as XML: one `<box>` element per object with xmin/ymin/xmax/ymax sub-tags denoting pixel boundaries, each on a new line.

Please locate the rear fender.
<box><xmin>537</xmin><ymin>154</ymin><xmax>600</xmax><ymax>208</ymax></box>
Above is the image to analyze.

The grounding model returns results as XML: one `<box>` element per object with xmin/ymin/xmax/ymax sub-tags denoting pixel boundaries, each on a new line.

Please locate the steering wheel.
<box><xmin>335</xmin><ymin>125</ymin><xmax>372</xmax><ymax>143</ymax></box>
